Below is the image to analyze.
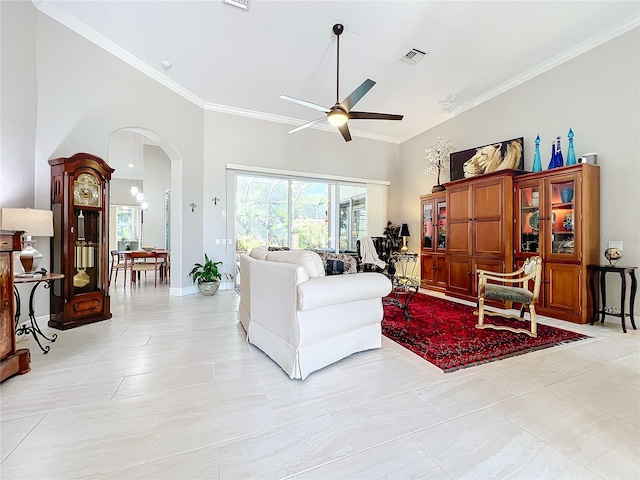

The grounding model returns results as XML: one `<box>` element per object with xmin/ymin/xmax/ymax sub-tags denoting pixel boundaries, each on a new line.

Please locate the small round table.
<box><xmin>587</xmin><ymin>264</ymin><xmax>637</xmax><ymax>333</ymax></box>
<box><xmin>14</xmin><ymin>273</ymin><xmax>64</xmax><ymax>353</ymax></box>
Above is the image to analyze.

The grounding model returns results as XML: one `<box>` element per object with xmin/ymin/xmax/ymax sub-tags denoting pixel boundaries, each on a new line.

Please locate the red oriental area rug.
<box><xmin>382</xmin><ymin>293</ymin><xmax>590</xmax><ymax>372</ymax></box>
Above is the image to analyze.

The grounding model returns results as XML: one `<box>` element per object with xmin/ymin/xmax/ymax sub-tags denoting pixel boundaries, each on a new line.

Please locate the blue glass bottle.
<box><xmin>548</xmin><ymin>142</ymin><xmax>556</xmax><ymax>169</ymax></box>
<box><xmin>554</xmin><ymin>136</ymin><xmax>564</xmax><ymax>168</ymax></box>
<box><xmin>566</xmin><ymin>128</ymin><xmax>577</xmax><ymax>165</ymax></box>
<box><xmin>532</xmin><ymin>134</ymin><xmax>542</xmax><ymax>172</ymax></box>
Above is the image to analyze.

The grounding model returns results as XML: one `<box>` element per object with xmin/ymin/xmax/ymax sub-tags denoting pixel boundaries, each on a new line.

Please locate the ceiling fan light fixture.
<box><xmin>327</xmin><ymin>110</ymin><xmax>348</xmax><ymax>126</ymax></box>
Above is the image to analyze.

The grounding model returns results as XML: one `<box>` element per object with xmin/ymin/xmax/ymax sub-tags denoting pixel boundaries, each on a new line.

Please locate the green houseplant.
<box><xmin>188</xmin><ymin>254</ymin><xmax>234</xmax><ymax>296</ymax></box>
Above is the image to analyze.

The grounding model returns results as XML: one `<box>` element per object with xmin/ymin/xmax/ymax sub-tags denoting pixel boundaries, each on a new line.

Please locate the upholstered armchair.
<box><xmin>476</xmin><ymin>256</ymin><xmax>543</xmax><ymax>337</ymax></box>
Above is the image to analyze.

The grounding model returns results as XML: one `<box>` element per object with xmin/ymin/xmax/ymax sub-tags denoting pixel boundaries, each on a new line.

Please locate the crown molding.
<box><xmin>453</xmin><ymin>13</ymin><xmax>640</xmax><ymax>115</ymax></box>
<box><xmin>32</xmin><ymin>1</ymin><xmax>205</xmax><ymax>108</ymax></box>
<box><xmin>33</xmin><ymin>0</ymin><xmax>400</xmax><ymax>144</ymax></box>
<box><xmin>204</xmin><ymin>102</ymin><xmax>400</xmax><ymax>144</ymax></box>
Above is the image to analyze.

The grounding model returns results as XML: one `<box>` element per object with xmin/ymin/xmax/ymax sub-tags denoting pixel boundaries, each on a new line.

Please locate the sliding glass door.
<box><xmin>235</xmin><ymin>173</ymin><xmax>365</xmax><ymax>255</ymax></box>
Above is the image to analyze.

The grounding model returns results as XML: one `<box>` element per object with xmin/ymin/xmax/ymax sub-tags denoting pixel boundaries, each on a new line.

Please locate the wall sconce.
<box><xmin>189</xmin><ymin>203</ymin><xmax>197</xmax><ymax>212</ymax></box>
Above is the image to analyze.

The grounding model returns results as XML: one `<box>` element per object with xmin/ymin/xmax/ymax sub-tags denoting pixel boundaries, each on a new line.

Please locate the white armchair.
<box><xmin>239</xmin><ymin>247</ymin><xmax>392</xmax><ymax>379</ymax></box>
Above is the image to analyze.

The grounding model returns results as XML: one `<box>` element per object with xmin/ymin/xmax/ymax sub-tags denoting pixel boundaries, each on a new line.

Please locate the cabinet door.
<box><xmin>545</xmin><ymin>173</ymin><xmax>580</xmax><ymax>261</ymax></box>
<box><xmin>421</xmin><ymin>199</ymin><xmax>435</xmax><ymax>251</ymax></box>
<box><xmin>472</xmin><ymin>259</ymin><xmax>505</xmax><ymax>297</ymax></box>
<box><xmin>545</xmin><ymin>262</ymin><xmax>581</xmax><ymax>315</ymax></box>
<box><xmin>0</xmin><ymin>252</ymin><xmax>14</xmax><ymax>360</ymax></box>
<box><xmin>448</xmin><ymin>256</ymin><xmax>472</xmax><ymax>296</ymax></box>
<box><xmin>447</xmin><ymin>186</ymin><xmax>471</xmax><ymax>255</ymax></box>
<box><xmin>515</xmin><ymin>179</ymin><xmax>543</xmax><ymax>256</ymax></box>
<box><xmin>436</xmin><ymin>198</ymin><xmax>447</xmax><ymax>251</ymax></box>
<box><xmin>435</xmin><ymin>255</ymin><xmax>448</xmax><ymax>289</ymax></box>
<box><xmin>421</xmin><ymin>254</ymin><xmax>435</xmax><ymax>287</ymax></box>
<box><xmin>472</xmin><ymin>177</ymin><xmax>505</xmax><ymax>256</ymax></box>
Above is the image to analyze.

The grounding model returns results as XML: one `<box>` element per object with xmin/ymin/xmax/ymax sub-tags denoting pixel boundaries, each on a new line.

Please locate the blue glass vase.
<box><xmin>548</xmin><ymin>142</ymin><xmax>556</xmax><ymax>169</ymax></box>
<box><xmin>554</xmin><ymin>136</ymin><xmax>564</xmax><ymax>168</ymax></box>
<box><xmin>532</xmin><ymin>134</ymin><xmax>542</xmax><ymax>172</ymax></box>
<box><xmin>566</xmin><ymin>128</ymin><xmax>577</xmax><ymax>165</ymax></box>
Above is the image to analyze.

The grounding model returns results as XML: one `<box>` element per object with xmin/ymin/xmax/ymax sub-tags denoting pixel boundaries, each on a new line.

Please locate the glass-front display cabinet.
<box><xmin>420</xmin><ymin>193</ymin><xmax>447</xmax><ymax>290</ymax></box>
<box><xmin>49</xmin><ymin>153</ymin><xmax>114</xmax><ymax>330</ymax></box>
<box><xmin>515</xmin><ymin>173</ymin><xmax>579</xmax><ymax>261</ymax></box>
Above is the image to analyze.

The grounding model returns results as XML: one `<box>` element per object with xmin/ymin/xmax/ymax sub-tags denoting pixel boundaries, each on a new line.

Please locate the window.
<box><xmin>235</xmin><ymin>173</ymin><xmax>365</xmax><ymax>254</ymax></box>
<box><xmin>115</xmin><ymin>206</ymin><xmax>141</xmax><ymax>249</ymax></box>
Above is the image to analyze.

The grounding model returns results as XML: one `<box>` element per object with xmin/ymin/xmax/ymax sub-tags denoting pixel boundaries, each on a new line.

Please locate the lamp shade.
<box><xmin>1</xmin><ymin>208</ymin><xmax>53</xmax><ymax>236</ymax></box>
<box><xmin>400</xmin><ymin>223</ymin><xmax>410</xmax><ymax>237</ymax></box>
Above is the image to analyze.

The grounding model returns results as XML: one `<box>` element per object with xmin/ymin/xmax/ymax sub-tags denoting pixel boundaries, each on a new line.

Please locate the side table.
<box><xmin>14</xmin><ymin>272</ymin><xmax>64</xmax><ymax>353</ymax></box>
<box><xmin>587</xmin><ymin>265</ymin><xmax>637</xmax><ymax>333</ymax></box>
<box><xmin>384</xmin><ymin>253</ymin><xmax>420</xmax><ymax>320</ymax></box>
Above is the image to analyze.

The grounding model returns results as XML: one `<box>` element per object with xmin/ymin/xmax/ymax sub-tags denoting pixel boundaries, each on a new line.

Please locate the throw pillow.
<box><xmin>325</xmin><ymin>259</ymin><xmax>346</xmax><ymax>276</ymax></box>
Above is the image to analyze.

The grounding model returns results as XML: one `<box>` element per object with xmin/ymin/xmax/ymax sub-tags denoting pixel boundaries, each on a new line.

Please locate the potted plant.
<box><xmin>188</xmin><ymin>254</ymin><xmax>234</xmax><ymax>296</ymax></box>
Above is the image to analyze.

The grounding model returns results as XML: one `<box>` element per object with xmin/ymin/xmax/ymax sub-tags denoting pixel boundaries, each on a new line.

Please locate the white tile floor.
<box><xmin>1</xmin><ymin>280</ymin><xmax>639</xmax><ymax>479</ymax></box>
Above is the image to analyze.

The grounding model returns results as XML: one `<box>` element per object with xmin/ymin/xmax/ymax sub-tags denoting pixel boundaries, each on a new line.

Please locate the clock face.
<box><xmin>74</xmin><ymin>173</ymin><xmax>101</xmax><ymax>207</ymax></box>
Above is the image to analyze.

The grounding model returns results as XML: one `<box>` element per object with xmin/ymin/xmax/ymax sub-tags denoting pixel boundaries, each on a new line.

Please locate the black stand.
<box><xmin>14</xmin><ymin>279</ymin><xmax>58</xmax><ymax>353</ymax></box>
<box><xmin>588</xmin><ymin>265</ymin><xmax>637</xmax><ymax>333</ymax></box>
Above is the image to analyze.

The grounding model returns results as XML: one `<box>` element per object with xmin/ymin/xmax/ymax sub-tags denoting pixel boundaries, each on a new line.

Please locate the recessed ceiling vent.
<box><xmin>400</xmin><ymin>48</ymin><xmax>428</xmax><ymax>65</ymax></box>
<box><xmin>223</xmin><ymin>0</ymin><xmax>250</xmax><ymax>11</ymax></box>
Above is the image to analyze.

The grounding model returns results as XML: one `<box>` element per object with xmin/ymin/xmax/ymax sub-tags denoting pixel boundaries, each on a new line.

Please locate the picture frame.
<box><xmin>449</xmin><ymin>137</ymin><xmax>524</xmax><ymax>181</ymax></box>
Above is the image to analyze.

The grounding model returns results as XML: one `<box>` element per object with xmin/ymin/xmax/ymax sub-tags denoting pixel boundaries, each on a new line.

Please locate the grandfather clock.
<box><xmin>49</xmin><ymin>153</ymin><xmax>114</xmax><ymax>330</ymax></box>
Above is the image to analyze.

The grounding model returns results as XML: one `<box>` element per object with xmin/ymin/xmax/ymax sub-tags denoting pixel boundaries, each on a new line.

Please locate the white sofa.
<box><xmin>239</xmin><ymin>247</ymin><xmax>392</xmax><ymax>379</ymax></box>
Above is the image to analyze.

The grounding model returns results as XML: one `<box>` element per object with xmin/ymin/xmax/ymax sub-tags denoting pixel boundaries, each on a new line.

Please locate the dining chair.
<box><xmin>130</xmin><ymin>251</ymin><xmax>161</xmax><ymax>287</ymax></box>
<box><xmin>109</xmin><ymin>250</ymin><xmax>127</xmax><ymax>287</ymax></box>
<box><xmin>475</xmin><ymin>256</ymin><xmax>543</xmax><ymax>337</ymax></box>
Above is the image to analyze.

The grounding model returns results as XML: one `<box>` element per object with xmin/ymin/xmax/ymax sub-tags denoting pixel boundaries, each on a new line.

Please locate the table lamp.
<box><xmin>400</xmin><ymin>223</ymin><xmax>410</xmax><ymax>252</ymax></box>
<box><xmin>1</xmin><ymin>208</ymin><xmax>54</xmax><ymax>274</ymax></box>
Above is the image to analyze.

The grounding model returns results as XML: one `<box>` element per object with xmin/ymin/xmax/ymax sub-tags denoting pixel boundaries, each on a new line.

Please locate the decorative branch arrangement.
<box><xmin>424</xmin><ymin>136</ymin><xmax>455</xmax><ymax>192</ymax></box>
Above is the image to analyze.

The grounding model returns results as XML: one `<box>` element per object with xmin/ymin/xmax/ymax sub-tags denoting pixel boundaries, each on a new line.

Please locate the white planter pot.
<box><xmin>198</xmin><ymin>281</ymin><xmax>220</xmax><ymax>296</ymax></box>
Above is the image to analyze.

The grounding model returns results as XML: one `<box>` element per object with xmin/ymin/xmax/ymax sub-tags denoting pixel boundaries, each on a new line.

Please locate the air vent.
<box><xmin>223</xmin><ymin>0</ymin><xmax>250</xmax><ymax>10</ymax></box>
<box><xmin>400</xmin><ymin>48</ymin><xmax>428</xmax><ymax>65</ymax></box>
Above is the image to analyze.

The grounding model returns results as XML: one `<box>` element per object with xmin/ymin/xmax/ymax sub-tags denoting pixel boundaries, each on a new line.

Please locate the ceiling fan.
<box><xmin>280</xmin><ymin>23</ymin><xmax>403</xmax><ymax>142</ymax></box>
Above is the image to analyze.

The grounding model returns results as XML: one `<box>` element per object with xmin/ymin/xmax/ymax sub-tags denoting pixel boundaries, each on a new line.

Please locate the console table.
<box><xmin>587</xmin><ymin>264</ymin><xmax>637</xmax><ymax>333</ymax></box>
<box><xmin>14</xmin><ymin>273</ymin><xmax>64</xmax><ymax>353</ymax></box>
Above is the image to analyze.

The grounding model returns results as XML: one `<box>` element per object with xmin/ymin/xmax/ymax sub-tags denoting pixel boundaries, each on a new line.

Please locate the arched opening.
<box><xmin>107</xmin><ymin>127</ymin><xmax>183</xmax><ymax>292</ymax></box>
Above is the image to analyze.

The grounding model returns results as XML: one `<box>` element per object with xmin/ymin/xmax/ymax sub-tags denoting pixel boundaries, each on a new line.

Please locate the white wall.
<box><xmin>394</xmin><ymin>28</ymin><xmax>640</xmax><ymax>315</ymax></box>
<box><xmin>204</xmin><ymin>111</ymin><xmax>399</xmax><ymax>279</ymax></box>
<box><xmin>0</xmin><ymin>1</ymin><xmax>37</xmax><ymax>210</ymax></box>
<box><xmin>32</xmin><ymin>11</ymin><xmax>205</xmax><ymax>293</ymax></box>
<box><xmin>142</xmin><ymin>144</ymin><xmax>170</xmax><ymax>248</ymax></box>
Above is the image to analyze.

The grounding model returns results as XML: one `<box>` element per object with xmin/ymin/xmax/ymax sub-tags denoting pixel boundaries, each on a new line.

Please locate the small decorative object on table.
<box><xmin>424</xmin><ymin>136</ymin><xmax>454</xmax><ymax>193</ymax></box>
<box><xmin>604</xmin><ymin>247</ymin><xmax>623</xmax><ymax>266</ymax></box>
<box><xmin>532</xmin><ymin>134</ymin><xmax>543</xmax><ymax>172</ymax></box>
<box><xmin>188</xmin><ymin>254</ymin><xmax>234</xmax><ymax>296</ymax></box>
<box><xmin>566</xmin><ymin>128</ymin><xmax>577</xmax><ymax>165</ymax></box>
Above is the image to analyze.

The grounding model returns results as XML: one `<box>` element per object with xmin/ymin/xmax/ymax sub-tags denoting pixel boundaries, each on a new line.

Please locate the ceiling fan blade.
<box><xmin>279</xmin><ymin>95</ymin><xmax>330</xmax><ymax>113</ymax></box>
<box><xmin>348</xmin><ymin>111</ymin><xmax>404</xmax><ymax>121</ymax></box>
<box><xmin>340</xmin><ymin>79</ymin><xmax>375</xmax><ymax>112</ymax></box>
<box><xmin>287</xmin><ymin>116</ymin><xmax>327</xmax><ymax>134</ymax></box>
<box><xmin>337</xmin><ymin>122</ymin><xmax>352</xmax><ymax>142</ymax></box>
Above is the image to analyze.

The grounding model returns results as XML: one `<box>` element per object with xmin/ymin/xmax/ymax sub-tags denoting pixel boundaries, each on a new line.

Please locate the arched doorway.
<box><xmin>107</xmin><ymin>128</ymin><xmax>183</xmax><ymax>292</ymax></box>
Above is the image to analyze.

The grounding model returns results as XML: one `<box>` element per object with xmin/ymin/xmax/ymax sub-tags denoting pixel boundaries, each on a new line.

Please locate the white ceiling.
<box><xmin>34</xmin><ymin>1</ymin><xmax>639</xmax><ymax>144</ymax></box>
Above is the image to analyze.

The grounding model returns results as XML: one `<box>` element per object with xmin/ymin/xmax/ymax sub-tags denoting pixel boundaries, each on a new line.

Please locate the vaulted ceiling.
<box><xmin>35</xmin><ymin>1</ymin><xmax>639</xmax><ymax>143</ymax></box>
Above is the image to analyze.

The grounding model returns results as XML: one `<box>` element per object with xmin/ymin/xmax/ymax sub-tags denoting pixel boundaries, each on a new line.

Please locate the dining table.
<box><xmin>116</xmin><ymin>249</ymin><xmax>170</xmax><ymax>286</ymax></box>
